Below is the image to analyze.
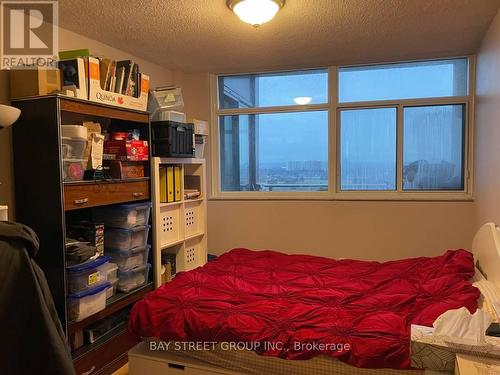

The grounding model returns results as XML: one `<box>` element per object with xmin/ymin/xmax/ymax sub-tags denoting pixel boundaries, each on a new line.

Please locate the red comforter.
<box><xmin>130</xmin><ymin>249</ymin><xmax>479</xmax><ymax>369</ymax></box>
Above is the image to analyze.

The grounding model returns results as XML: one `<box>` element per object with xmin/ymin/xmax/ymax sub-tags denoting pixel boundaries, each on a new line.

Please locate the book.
<box><xmin>174</xmin><ymin>166</ymin><xmax>182</xmax><ymax>201</ymax></box>
<box><xmin>116</xmin><ymin>60</ymin><xmax>133</xmax><ymax>95</ymax></box>
<box><xmin>114</xmin><ymin>66</ymin><xmax>125</xmax><ymax>94</ymax></box>
<box><xmin>99</xmin><ymin>58</ymin><xmax>111</xmax><ymax>90</ymax></box>
<box><xmin>159</xmin><ymin>167</ymin><xmax>167</xmax><ymax>203</ymax></box>
<box><xmin>105</xmin><ymin>60</ymin><xmax>116</xmax><ymax>91</ymax></box>
<box><xmin>128</xmin><ymin>63</ymin><xmax>139</xmax><ymax>97</ymax></box>
<box><xmin>58</xmin><ymin>49</ymin><xmax>90</xmax><ymax>60</ymax></box>
<box><xmin>166</xmin><ymin>166</ymin><xmax>174</xmax><ymax>203</ymax></box>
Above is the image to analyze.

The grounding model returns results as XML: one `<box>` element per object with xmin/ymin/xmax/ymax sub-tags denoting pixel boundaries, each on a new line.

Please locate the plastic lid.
<box><xmin>66</xmin><ymin>256</ymin><xmax>110</xmax><ymax>272</ymax></box>
<box><xmin>106</xmin><ymin>245</ymin><xmax>151</xmax><ymax>257</ymax></box>
<box><xmin>106</xmin><ymin>202</ymin><xmax>152</xmax><ymax>209</ymax></box>
<box><xmin>107</xmin><ymin>225</ymin><xmax>151</xmax><ymax>233</ymax></box>
<box><xmin>68</xmin><ymin>282</ymin><xmax>111</xmax><ymax>299</ymax></box>
<box><xmin>118</xmin><ymin>263</ymin><xmax>151</xmax><ymax>277</ymax></box>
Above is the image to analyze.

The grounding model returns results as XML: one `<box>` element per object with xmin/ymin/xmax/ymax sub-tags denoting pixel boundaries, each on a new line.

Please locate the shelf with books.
<box><xmin>151</xmin><ymin>157</ymin><xmax>207</xmax><ymax>287</ymax></box>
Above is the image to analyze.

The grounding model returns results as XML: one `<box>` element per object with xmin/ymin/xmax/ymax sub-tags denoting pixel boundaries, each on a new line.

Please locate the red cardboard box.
<box><xmin>104</xmin><ymin>140</ymin><xmax>149</xmax><ymax>161</ymax></box>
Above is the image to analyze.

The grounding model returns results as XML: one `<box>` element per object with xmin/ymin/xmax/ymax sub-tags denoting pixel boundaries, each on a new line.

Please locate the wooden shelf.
<box><xmin>59</xmin><ymin>97</ymin><xmax>150</xmax><ymax>123</ymax></box>
<box><xmin>184</xmin><ymin>197</ymin><xmax>204</xmax><ymax>204</ymax></box>
<box><xmin>161</xmin><ymin>239</ymin><xmax>184</xmax><ymax>249</ymax></box>
<box><xmin>67</xmin><ymin>282</ymin><xmax>153</xmax><ymax>335</ymax></box>
<box><xmin>185</xmin><ymin>232</ymin><xmax>205</xmax><ymax>241</ymax></box>
<box><xmin>160</xmin><ymin>201</ymin><xmax>182</xmax><ymax>208</ymax></box>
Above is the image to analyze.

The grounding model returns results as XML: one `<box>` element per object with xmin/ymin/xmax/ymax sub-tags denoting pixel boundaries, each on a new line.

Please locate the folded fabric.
<box><xmin>65</xmin><ymin>240</ymin><xmax>98</xmax><ymax>265</ymax></box>
<box><xmin>433</xmin><ymin>307</ymin><xmax>492</xmax><ymax>345</ymax></box>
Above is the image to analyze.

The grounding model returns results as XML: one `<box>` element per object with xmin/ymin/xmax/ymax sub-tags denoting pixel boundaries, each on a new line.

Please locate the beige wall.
<box><xmin>475</xmin><ymin>9</ymin><xmax>500</xmax><ymax>230</ymax></box>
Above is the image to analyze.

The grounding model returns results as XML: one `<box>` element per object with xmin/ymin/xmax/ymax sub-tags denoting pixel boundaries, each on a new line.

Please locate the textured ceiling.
<box><xmin>58</xmin><ymin>0</ymin><xmax>500</xmax><ymax>73</ymax></box>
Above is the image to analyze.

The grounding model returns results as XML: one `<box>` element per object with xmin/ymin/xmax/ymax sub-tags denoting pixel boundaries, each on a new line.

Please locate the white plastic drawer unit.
<box><xmin>160</xmin><ymin>205</ymin><xmax>181</xmax><ymax>247</ymax></box>
<box><xmin>184</xmin><ymin>200</ymin><xmax>203</xmax><ymax>238</ymax></box>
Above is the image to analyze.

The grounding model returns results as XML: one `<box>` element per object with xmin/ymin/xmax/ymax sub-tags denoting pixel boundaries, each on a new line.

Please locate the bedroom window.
<box><xmin>211</xmin><ymin>57</ymin><xmax>473</xmax><ymax>199</ymax></box>
<box><xmin>216</xmin><ymin>70</ymin><xmax>329</xmax><ymax>193</ymax></box>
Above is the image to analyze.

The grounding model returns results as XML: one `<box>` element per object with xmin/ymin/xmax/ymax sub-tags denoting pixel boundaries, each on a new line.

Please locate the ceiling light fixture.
<box><xmin>293</xmin><ymin>97</ymin><xmax>312</xmax><ymax>105</ymax></box>
<box><xmin>227</xmin><ymin>0</ymin><xmax>285</xmax><ymax>27</ymax></box>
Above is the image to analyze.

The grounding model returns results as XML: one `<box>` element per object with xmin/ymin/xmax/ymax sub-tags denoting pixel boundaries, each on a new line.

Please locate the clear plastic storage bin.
<box><xmin>93</xmin><ymin>202</ymin><xmax>151</xmax><ymax>229</ymax></box>
<box><xmin>100</xmin><ymin>262</ymin><xmax>118</xmax><ymax>280</ymax></box>
<box><xmin>68</xmin><ymin>282</ymin><xmax>110</xmax><ymax>322</ymax></box>
<box><xmin>106</xmin><ymin>245</ymin><xmax>150</xmax><ymax>271</ymax></box>
<box><xmin>106</xmin><ymin>278</ymin><xmax>118</xmax><ymax>299</ymax></box>
<box><xmin>105</xmin><ymin>225</ymin><xmax>150</xmax><ymax>251</ymax></box>
<box><xmin>62</xmin><ymin>158</ymin><xmax>86</xmax><ymax>181</ymax></box>
<box><xmin>62</xmin><ymin>137</ymin><xmax>86</xmax><ymax>159</ymax></box>
<box><xmin>66</xmin><ymin>256</ymin><xmax>110</xmax><ymax>294</ymax></box>
<box><xmin>117</xmin><ymin>264</ymin><xmax>151</xmax><ymax>293</ymax></box>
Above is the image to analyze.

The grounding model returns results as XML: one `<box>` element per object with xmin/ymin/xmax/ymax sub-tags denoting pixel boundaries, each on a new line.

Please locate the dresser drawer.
<box><xmin>64</xmin><ymin>181</ymin><xmax>149</xmax><ymax>211</ymax></box>
<box><xmin>73</xmin><ymin>330</ymin><xmax>138</xmax><ymax>375</ymax></box>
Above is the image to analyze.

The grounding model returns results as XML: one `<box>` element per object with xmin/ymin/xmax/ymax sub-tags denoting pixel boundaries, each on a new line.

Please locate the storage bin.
<box><xmin>106</xmin><ymin>278</ymin><xmax>118</xmax><ymax>299</ymax></box>
<box><xmin>151</xmin><ymin>121</ymin><xmax>194</xmax><ymax>157</ymax></box>
<box><xmin>117</xmin><ymin>264</ymin><xmax>151</xmax><ymax>293</ymax></box>
<box><xmin>159</xmin><ymin>205</ymin><xmax>181</xmax><ymax>246</ymax></box>
<box><xmin>105</xmin><ymin>225</ymin><xmax>150</xmax><ymax>251</ymax></box>
<box><xmin>93</xmin><ymin>202</ymin><xmax>151</xmax><ymax>229</ymax></box>
<box><xmin>106</xmin><ymin>245</ymin><xmax>150</xmax><ymax>271</ymax></box>
<box><xmin>68</xmin><ymin>282</ymin><xmax>110</xmax><ymax>322</ymax></box>
<box><xmin>100</xmin><ymin>262</ymin><xmax>118</xmax><ymax>280</ymax></box>
<box><xmin>184</xmin><ymin>200</ymin><xmax>203</xmax><ymax>238</ymax></box>
<box><xmin>62</xmin><ymin>136</ymin><xmax>87</xmax><ymax>159</ymax></box>
<box><xmin>62</xmin><ymin>158</ymin><xmax>86</xmax><ymax>181</ymax></box>
<box><xmin>66</xmin><ymin>256</ymin><xmax>111</xmax><ymax>294</ymax></box>
<box><xmin>195</xmin><ymin>135</ymin><xmax>206</xmax><ymax>158</ymax></box>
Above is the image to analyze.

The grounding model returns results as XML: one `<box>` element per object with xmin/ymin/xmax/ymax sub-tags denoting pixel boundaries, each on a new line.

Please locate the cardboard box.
<box><xmin>10</xmin><ymin>68</ymin><xmax>61</xmax><ymax>99</ymax></box>
<box><xmin>104</xmin><ymin>140</ymin><xmax>149</xmax><ymax>161</ymax></box>
<box><xmin>87</xmin><ymin>57</ymin><xmax>149</xmax><ymax>111</ymax></box>
<box><xmin>108</xmin><ymin>160</ymin><xmax>147</xmax><ymax>179</ymax></box>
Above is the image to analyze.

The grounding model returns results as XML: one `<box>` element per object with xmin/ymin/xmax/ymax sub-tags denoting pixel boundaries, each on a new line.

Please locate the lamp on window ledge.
<box><xmin>0</xmin><ymin>104</ymin><xmax>21</xmax><ymax>130</ymax></box>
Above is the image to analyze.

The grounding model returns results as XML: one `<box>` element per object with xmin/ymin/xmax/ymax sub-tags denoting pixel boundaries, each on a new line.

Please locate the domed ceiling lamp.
<box><xmin>227</xmin><ymin>0</ymin><xmax>285</xmax><ymax>27</ymax></box>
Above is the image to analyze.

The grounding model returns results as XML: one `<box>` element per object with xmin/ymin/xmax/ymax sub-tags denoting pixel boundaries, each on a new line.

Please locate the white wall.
<box><xmin>475</xmin><ymin>8</ymin><xmax>500</xmax><ymax>229</ymax></box>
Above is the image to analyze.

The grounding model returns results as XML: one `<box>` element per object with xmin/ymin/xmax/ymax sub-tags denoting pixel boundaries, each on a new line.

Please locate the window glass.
<box><xmin>340</xmin><ymin>108</ymin><xmax>397</xmax><ymax>191</ymax></box>
<box><xmin>403</xmin><ymin>105</ymin><xmax>464</xmax><ymax>191</ymax></box>
<box><xmin>218</xmin><ymin>70</ymin><xmax>328</xmax><ymax>109</ymax></box>
<box><xmin>339</xmin><ymin>58</ymin><xmax>468</xmax><ymax>103</ymax></box>
<box><xmin>219</xmin><ymin>111</ymin><xmax>328</xmax><ymax>192</ymax></box>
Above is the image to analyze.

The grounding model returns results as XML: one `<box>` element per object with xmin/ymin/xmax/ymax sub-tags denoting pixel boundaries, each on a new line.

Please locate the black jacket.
<box><xmin>0</xmin><ymin>222</ymin><xmax>75</xmax><ymax>375</ymax></box>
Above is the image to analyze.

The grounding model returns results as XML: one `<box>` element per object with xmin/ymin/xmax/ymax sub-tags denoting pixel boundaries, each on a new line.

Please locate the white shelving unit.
<box><xmin>151</xmin><ymin>157</ymin><xmax>207</xmax><ymax>287</ymax></box>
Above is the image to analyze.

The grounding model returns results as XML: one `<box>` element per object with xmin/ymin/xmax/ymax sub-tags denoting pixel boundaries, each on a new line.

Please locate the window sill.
<box><xmin>208</xmin><ymin>192</ymin><xmax>474</xmax><ymax>202</ymax></box>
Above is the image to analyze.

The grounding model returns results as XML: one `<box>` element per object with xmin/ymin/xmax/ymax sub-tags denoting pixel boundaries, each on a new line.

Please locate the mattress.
<box><xmin>131</xmin><ymin>248</ymin><xmax>480</xmax><ymax>370</ymax></box>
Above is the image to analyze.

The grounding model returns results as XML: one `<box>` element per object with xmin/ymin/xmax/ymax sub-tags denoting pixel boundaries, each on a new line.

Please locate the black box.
<box><xmin>151</xmin><ymin>121</ymin><xmax>194</xmax><ymax>157</ymax></box>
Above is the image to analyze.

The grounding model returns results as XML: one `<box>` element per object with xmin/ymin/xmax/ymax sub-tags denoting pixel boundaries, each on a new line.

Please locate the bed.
<box><xmin>128</xmin><ymin>223</ymin><xmax>500</xmax><ymax>375</ymax></box>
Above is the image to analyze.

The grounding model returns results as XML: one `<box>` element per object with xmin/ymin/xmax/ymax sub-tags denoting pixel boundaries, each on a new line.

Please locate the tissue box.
<box><xmin>455</xmin><ymin>353</ymin><xmax>500</xmax><ymax>374</ymax></box>
<box><xmin>411</xmin><ymin>325</ymin><xmax>500</xmax><ymax>372</ymax></box>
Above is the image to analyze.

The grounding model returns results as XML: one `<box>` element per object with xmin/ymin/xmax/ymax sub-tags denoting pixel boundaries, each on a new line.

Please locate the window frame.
<box><xmin>209</xmin><ymin>56</ymin><xmax>475</xmax><ymax>201</ymax></box>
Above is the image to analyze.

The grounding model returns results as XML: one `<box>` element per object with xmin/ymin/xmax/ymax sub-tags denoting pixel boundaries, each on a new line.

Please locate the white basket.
<box><xmin>183</xmin><ymin>237</ymin><xmax>204</xmax><ymax>271</ymax></box>
<box><xmin>184</xmin><ymin>201</ymin><xmax>203</xmax><ymax>238</ymax></box>
<box><xmin>160</xmin><ymin>205</ymin><xmax>181</xmax><ymax>247</ymax></box>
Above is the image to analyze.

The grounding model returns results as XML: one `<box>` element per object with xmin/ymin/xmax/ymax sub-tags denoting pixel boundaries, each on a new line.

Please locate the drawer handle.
<box><xmin>82</xmin><ymin>366</ymin><xmax>96</xmax><ymax>375</ymax></box>
<box><xmin>74</xmin><ymin>198</ymin><xmax>89</xmax><ymax>205</ymax></box>
<box><xmin>132</xmin><ymin>192</ymin><xmax>144</xmax><ymax>198</ymax></box>
<box><xmin>168</xmin><ymin>363</ymin><xmax>185</xmax><ymax>370</ymax></box>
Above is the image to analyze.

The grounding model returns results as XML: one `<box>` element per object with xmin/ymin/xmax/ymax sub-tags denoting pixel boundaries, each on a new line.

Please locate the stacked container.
<box><xmin>93</xmin><ymin>202</ymin><xmax>152</xmax><ymax>294</ymax></box>
<box><xmin>61</xmin><ymin>125</ymin><xmax>87</xmax><ymax>181</ymax></box>
<box><xmin>66</xmin><ymin>256</ymin><xmax>111</xmax><ymax>322</ymax></box>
